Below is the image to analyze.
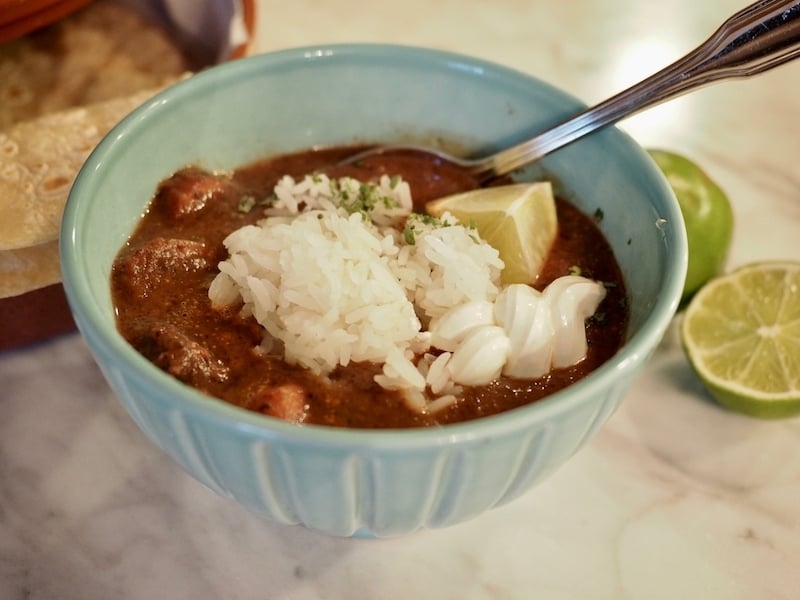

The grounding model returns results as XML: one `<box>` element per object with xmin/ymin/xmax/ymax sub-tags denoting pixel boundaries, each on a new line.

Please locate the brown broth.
<box><xmin>111</xmin><ymin>146</ymin><xmax>628</xmax><ymax>428</ymax></box>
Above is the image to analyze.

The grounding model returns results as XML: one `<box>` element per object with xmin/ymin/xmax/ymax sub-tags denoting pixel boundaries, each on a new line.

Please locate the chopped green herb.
<box><xmin>402</xmin><ymin>212</ymin><xmax>454</xmax><ymax>245</ymax></box>
<box><xmin>237</xmin><ymin>194</ymin><xmax>276</xmax><ymax>213</ymax></box>
<box><xmin>337</xmin><ymin>181</ymin><xmax>400</xmax><ymax>216</ymax></box>
<box><xmin>594</xmin><ymin>208</ymin><xmax>605</xmax><ymax>222</ymax></box>
<box><xmin>404</xmin><ymin>225</ymin><xmax>417</xmax><ymax>245</ymax></box>
<box><xmin>237</xmin><ymin>195</ymin><xmax>257</xmax><ymax>213</ymax></box>
<box><xmin>568</xmin><ymin>265</ymin><xmax>582</xmax><ymax>276</ymax></box>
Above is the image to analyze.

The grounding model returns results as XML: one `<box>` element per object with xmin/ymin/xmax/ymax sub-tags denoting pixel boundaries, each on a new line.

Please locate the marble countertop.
<box><xmin>3</xmin><ymin>0</ymin><xmax>800</xmax><ymax>598</ymax></box>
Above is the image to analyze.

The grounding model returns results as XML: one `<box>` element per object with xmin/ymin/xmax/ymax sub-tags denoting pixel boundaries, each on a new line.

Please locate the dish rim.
<box><xmin>60</xmin><ymin>43</ymin><xmax>688</xmax><ymax>447</ymax></box>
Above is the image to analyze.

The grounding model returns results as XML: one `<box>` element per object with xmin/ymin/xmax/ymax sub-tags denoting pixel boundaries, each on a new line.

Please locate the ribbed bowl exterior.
<box><xmin>61</xmin><ymin>45</ymin><xmax>686</xmax><ymax>538</ymax></box>
<box><xmin>94</xmin><ymin>354</ymin><xmax>636</xmax><ymax>537</ymax></box>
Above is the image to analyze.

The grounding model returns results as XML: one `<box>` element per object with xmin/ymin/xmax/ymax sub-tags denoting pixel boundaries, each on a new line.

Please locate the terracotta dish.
<box><xmin>0</xmin><ymin>0</ymin><xmax>95</xmax><ymax>42</ymax></box>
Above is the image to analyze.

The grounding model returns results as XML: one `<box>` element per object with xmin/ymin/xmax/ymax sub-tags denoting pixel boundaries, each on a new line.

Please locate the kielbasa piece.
<box><xmin>154</xmin><ymin>167</ymin><xmax>231</xmax><ymax>220</ymax></box>
<box><xmin>250</xmin><ymin>383</ymin><xmax>310</xmax><ymax>423</ymax></box>
<box><xmin>133</xmin><ymin>322</ymin><xmax>229</xmax><ymax>389</ymax></box>
<box><xmin>114</xmin><ymin>237</ymin><xmax>210</xmax><ymax>299</ymax></box>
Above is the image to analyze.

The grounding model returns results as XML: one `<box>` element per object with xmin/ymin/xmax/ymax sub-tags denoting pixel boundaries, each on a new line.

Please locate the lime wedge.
<box><xmin>425</xmin><ymin>182</ymin><xmax>557</xmax><ymax>284</ymax></box>
<box><xmin>681</xmin><ymin>261</ymin><xmax>800</xmax><ymax>418</ymax></box>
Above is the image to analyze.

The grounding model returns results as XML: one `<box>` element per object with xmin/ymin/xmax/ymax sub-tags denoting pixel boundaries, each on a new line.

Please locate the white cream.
<box><xmin>429</xmin><ymin>276</ymin><xmax>607</xmax><ymax>384</ymax></box>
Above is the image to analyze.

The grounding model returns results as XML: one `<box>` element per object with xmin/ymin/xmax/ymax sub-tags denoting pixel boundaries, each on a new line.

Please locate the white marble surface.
<box><xmin>3</xmin><ymin>0</ymin><xmax>800</xmax><ymax>598</ymax></box>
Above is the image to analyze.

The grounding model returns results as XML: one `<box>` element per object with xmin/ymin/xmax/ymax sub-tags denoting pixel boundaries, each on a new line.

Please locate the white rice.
<box><xmin>208</xmin><ymin>174</ymin><xmax>502</xmax><ymax>413</ymax></box>
<box><xmin>209</xmin><ymin>173</ymin><xmax>605</xmax><ymax>415</ymax></box>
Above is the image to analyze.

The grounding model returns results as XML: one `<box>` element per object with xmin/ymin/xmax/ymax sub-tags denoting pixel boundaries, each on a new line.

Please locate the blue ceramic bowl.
<box><xmin>61</xmin><ymin>44</ymin><xmax>687</xmax><ymax>537</ymax></box>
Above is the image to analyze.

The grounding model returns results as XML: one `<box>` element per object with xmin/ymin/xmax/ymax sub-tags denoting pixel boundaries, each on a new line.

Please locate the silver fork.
<box><xmin>343</xmin><ymin>0</ymin><xmax>800</xmax><ymax>183</ymax></box>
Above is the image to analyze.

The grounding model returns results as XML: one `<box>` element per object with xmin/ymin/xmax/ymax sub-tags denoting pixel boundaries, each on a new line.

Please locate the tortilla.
<box><xmin>0</xmin><ymin>0</ymin><xmax>190</xmax><ymax>129</ymax></box>
<box><xmin>0</xmin><ymin>83</ymin><xmax>184</xmax><ymax>252</ymax></box>
<box><xmin>0</xmin><ymin>240</ymin><xmax>60</xmax><ymax>299</ymax></box>
<box><xmin>0</xmin><ymin>0</ymin><xmax>193</xmax><ymax>301</ymax></box>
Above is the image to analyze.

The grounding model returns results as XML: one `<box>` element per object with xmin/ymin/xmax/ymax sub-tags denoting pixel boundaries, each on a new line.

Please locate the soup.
<box><xmin>111</xmin><ymin>146</ymin><xmax>628</xmax><ymax>428</ymax></box>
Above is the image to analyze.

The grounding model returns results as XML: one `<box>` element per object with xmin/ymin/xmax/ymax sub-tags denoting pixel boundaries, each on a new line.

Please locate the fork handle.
<box><xmin>482</xmin><ymin>0</ymin><xmax>800</xmax><ymax>180</ymax></box>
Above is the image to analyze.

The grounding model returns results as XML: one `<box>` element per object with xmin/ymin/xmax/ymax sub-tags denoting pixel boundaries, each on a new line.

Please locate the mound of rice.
<box><xmin>209</xmin><ymin>173</ymin><xmax>605</xmax><ymax>414</ymax></box>
<box><xmin>208</xmin><ymin>174</ymin><xmax>504</xmax><ymax>408</ymax></box>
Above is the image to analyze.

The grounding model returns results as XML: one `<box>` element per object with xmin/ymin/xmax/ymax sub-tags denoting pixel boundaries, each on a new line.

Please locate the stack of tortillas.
<box><xmin>0</xmin><ymin>87</ymin><xmax>178</xmax><ymax>294</ymax></box>
<box><xmin>0</xmin><ymin>0</ymin><xmax>192</xmax><ymax>349</ymax></box>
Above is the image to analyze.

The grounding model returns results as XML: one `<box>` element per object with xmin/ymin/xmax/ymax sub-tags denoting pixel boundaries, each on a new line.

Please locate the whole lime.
<box><xmin>648</xmin><ymin>149</ymin><xmax>734</xmax><ymax>304</ymax></box>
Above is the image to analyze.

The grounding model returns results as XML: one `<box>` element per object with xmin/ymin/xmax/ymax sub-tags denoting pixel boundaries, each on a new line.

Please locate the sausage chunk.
<box><xmin>155</xmin><ymin>167</ymin><xmax>231</xmax><ymax>220</ymax></box>
<box><xmin>250</xmin><ymin>383</ymin><xmax>310</xmax><ymax>423</ymax></box>
<box><xmin>134</xmin><ymin>322</ymin><xmax>229</xmax><ymax>389</ymax></box>
<box><xmin>114</xmin><ymin>237</ymin><xmax>210</xmax><ymax>299</ymax></box>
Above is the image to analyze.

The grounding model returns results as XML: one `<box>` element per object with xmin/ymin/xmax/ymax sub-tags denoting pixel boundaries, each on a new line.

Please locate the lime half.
<box><xmin>425</xmin><ymin>182</ymin><xmax>557</xmax><ymax>284</ymax></box>
<box><xmin>681</xmin><ymin>261</ymin><xmax>800</xmax><ymax>418</ymax></box>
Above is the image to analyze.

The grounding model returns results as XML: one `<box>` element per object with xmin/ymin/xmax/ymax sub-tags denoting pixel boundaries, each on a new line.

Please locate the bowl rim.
<box><xmin>60</xmin><ymin>43</ymin><xmax>687</xmax><ymax>449</ymax></box>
